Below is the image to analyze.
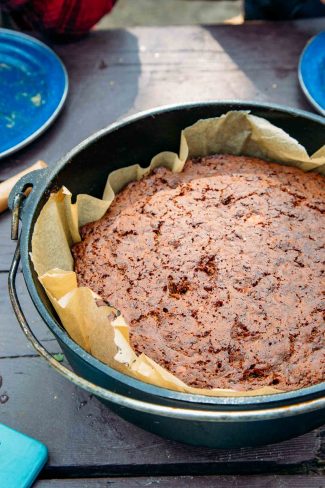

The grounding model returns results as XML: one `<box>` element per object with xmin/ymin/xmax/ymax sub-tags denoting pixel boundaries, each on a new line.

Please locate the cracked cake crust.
<box><xmin>72</xmin><ymin>155</ymin><xmax>325</xmax><ymax>391</ymax></box>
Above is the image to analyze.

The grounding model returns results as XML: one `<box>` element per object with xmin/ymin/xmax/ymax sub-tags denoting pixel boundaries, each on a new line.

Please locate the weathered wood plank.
<box><xmin>0</xmin><ymin>273</ymin><xmax>60</xmax><ymax>357</ymax></box>
<box><xmin>35</xmin><ymin>475</ymin><xmax>325</xmax><ymax>487</ymax></box>
<box><xmin>0</xmin><ymin>211</ymin><xmax>16</xmax><ymax>271</ymax></box>
<box><xmin>0</xmin><ymin>356</ymin><xmax>323</xmax><ymax>475</ymax></box>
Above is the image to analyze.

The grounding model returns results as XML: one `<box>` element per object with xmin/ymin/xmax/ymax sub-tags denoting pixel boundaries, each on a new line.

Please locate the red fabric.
<box><xmin>1</xmin><ymin>0</ymin><xmax>117</xmax><ymax>38</ymax></box>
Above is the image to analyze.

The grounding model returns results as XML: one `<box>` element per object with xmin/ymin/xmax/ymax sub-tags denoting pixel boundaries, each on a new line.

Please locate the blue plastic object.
<box><xmin>0</xmin><ymin>28</ymin><xmax>68</xmax><ymax>159</ymax></box>
<box><xmin>0</xmin><ymin>423</ymin><xmax>48</xmax><ymax>488</ymax></box>
<box><xmin>299</xmin><ymin>31</ymin><xmax>325</xmax><ymax>116</ymax></box>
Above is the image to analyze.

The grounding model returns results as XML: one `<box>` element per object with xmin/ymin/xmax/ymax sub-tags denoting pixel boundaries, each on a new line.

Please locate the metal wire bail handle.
<box><xmin>8</xmin><ymin>195</ymin><xmax>325</xmax><ymax>422</ymax></box>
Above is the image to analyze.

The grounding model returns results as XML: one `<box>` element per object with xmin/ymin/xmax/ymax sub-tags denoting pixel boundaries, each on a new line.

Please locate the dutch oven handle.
<box><xmin>8</xmin><ymin>194</ymin><xmax>325</xmax><ymax>421</ymax></box>
<box><xmin>8</xmin><ymin>167</ymin><xmax>49</xmax><ymax>234</ymax></box>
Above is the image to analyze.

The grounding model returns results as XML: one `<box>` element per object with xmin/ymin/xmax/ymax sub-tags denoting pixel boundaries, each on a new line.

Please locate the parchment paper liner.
<box><xmin>31</xmin><ymin>111</ymin><xmax>325</xmax><ymax>397</ymax></box>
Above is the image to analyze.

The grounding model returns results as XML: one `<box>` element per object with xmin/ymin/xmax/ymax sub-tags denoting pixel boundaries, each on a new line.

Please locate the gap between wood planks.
<box><xmin>40</xmin><ymin>455</ymin><xmax>325</xmax><ymax>479</ymax></box>
<box><xmin>0</xmin><ymin>353</ymin><xmax>58</xmax><ymax>359</ymax></box>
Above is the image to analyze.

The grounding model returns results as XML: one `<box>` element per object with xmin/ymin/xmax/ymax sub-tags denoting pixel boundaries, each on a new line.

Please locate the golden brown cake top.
<box><xmin>73</xmin><ymin>155</ymin><xmax>325</xmax><ymax>391</ymax></box>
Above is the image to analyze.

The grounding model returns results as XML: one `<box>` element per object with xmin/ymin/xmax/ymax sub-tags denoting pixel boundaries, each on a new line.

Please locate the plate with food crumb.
<box><xmin>0</xmin><ymin>28</ymin><xmax>68</xmax><ymax>159</ymax></box>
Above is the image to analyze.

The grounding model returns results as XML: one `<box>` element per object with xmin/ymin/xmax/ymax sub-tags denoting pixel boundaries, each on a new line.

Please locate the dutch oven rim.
<box><xmin>12</xmin><ymin>100</ymin><xmax>325</xmax><ymax>408</ymax></box>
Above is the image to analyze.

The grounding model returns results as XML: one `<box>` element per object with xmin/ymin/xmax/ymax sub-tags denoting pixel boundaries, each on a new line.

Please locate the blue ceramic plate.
<box><xmin>298</xmin><ymin>31</ymin><xmax>325</xmax><ymax>116</ymax></box>
<box><xmin>0</xmin><ymin>29</ymin><xmax>68</xmax><ymax>159</ymax></box>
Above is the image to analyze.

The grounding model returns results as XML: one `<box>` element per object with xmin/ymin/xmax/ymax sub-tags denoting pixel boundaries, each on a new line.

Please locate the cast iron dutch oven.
<box><xmin>8</xmin><ymin>101</ymin><xmax>325</xmax><ymax>448</ymax></box>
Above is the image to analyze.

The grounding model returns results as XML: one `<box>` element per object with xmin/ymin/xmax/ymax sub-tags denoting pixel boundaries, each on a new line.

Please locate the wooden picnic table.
<box><xmin>0</xmin><ymin>18</ymin><xmax>324</xmax><ymax>487</ymax></box>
